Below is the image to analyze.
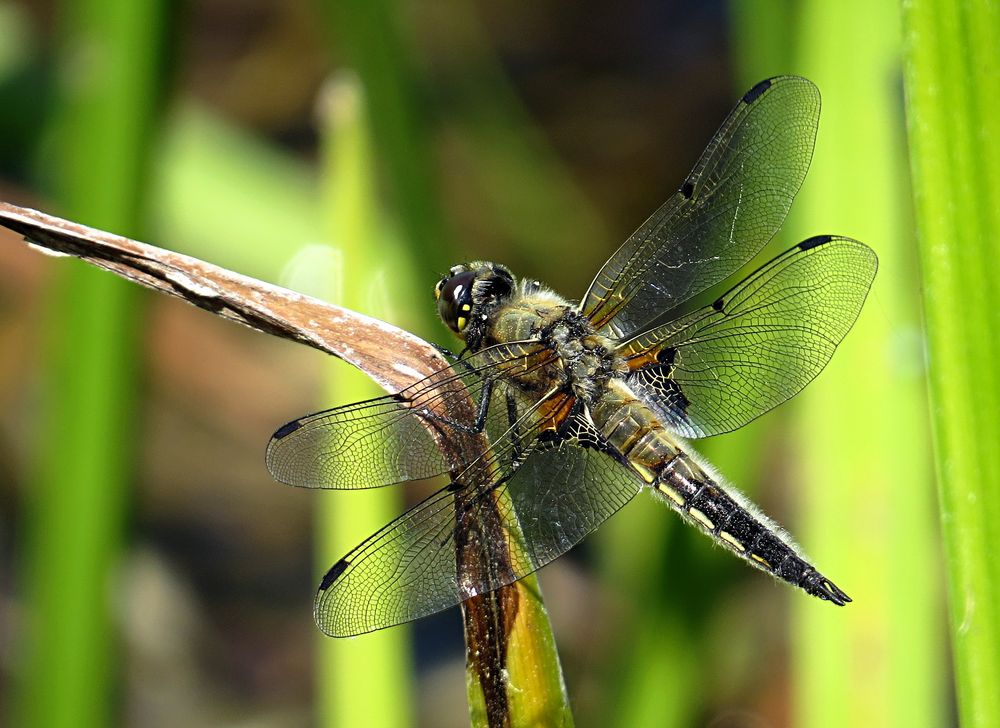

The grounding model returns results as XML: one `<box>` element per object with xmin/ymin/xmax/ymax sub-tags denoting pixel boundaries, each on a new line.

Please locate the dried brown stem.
<box><xmin>0</xmin><ymin>201</ymin><xmax>445</xmax><ymax>393</ymax></box>
<box><xmin>0</xmin><ymin>200</ymin><xmax>541</xmax><ymax>728</ymax></box>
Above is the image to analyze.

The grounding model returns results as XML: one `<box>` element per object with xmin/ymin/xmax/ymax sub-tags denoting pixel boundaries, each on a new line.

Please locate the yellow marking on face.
<box><xmin>461</xmin><ymin>303</ymin><xmax>472</xmax><ymax>312</ymax></box>
<box><xmin>720</xmin><ymin>531</ymin><xmax>744</xmax><ymax>551</ymax></box>
<box><xmin>457</xmin><ymin>316</ymin><xmax>468</xmax><ymax>331</ymax></box>
<box><xmin>688</xmin><ymin>507</ymin><xmax>714</xmax><ymax>530</ymax></box>
<box><xmin>434</xmin><ymin>280</ymin><xmax>443</xmax><ymax>299</ymax></box>
<box><xmin>657</xmin><ymin>483</ymin><xmax>685</xmax><ymax>505</ymax></box>
<box><xmin>751</xmin><ymin>554</ymin><xmax>771</xmax><ymax>568</ymax></box>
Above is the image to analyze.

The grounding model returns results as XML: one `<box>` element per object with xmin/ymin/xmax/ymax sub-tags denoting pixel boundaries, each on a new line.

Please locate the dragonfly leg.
<box><xmin>416</xmin><ymin>377</ymin><xmax>495</xmax><ymax>436</ymax></box>
<box><xmin>431</xmin><ymin>342</ymin><xmax>470</xmax><ymax>363</ymax></box>
<box><xmin>505</xmin><ymin>389</ymin><xmax>525</xmax><ymax>466</ymax></box>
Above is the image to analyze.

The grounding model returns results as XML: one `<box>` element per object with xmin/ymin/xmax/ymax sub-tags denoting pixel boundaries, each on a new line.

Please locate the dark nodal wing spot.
<box><xmin>446</xmin><ymin>480</ymin><xmax>464</xmax><ymax>493</ymax></box>
<box><xmin>798</xmin><ymin>234</ymin><xmax>833</xmax><ymax>251</ymax></box>
<box><xmin>273</xmin><ymin>420</ymin><xmax>303</xmax><ymax>439</ymax></box>
<box><xmin>742</xmin><ymin>78</ymin><xmax>773</xmax><ymax>105</ymax></box>
<box><xmin>319</xmin><ymin>558</ymin><xmax>350</xmax><ymax>591</ymax></box>
<box><xmin>711</xmin><ymin>297</ymin><xmax>725</xmax><ymax>312</ymax></box>
<box><xmin>680</xmin><ymin>181</ymin><xmax>695</xmax><ymax>199</ymax></box>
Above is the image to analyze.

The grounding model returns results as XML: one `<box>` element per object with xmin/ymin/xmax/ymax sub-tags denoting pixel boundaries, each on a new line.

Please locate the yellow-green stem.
<box><xmin>315</xmin><ymin>76</ymin><xmax>413</xmax><ymax>728</ymax></box>
<box><xmin>902</xmin><ymin>0</ymin><xmax>1000</xmax><ymax>725</ymax></box>
<box><xmin>792</xmin><ymin>1</ymin><xmax>942</xmax><ymax>726</ymax></box>
<box><xmin>11</xmin><ymin>1</ymin><xmax>168</xmax><ymax>727</ymax></box>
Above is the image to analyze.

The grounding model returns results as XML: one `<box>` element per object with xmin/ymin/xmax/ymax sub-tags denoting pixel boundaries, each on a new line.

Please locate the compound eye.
<box><xmin>437</xmin><ymin>270</ymin><xmax>476</xmax><ymax>333</ymax></box>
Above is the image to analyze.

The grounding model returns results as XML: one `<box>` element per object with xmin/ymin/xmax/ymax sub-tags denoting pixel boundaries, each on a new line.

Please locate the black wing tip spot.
<box><xmin>680</xmin><ymin>180</ymin><xmax>695</xmax><ymax>199</ymax></box>
<box><xmin>319</xmin><ymin>559</ymin><xmax>350</xmax><ymax>591</ymax></box>
<box><xmin>742</xmin><ymin>78</ymin><xmax>773</xmax><ymax>105</ymax></box>
<box><xmin>798</xmin><ymin>234</ymin><xmax>834</xmax><ymax>251</ymax></box>
<box><xmin>273</xmin><ymin>420</ymin><xmax>303</xmax><ymax>439</ymax></box>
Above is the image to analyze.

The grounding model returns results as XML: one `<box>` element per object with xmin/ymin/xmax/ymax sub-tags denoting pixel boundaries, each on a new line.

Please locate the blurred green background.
<box><xmin>0</xmin><ymin>0</ymin><xmax>974</xmax><ymax>726</ymax></box>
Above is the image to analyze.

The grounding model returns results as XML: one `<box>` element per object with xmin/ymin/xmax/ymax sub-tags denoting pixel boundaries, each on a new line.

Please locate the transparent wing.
<box><xmin>313</xmin><ymin>410</ymin><xmax>643</xmax><ymax>636</ymax></box>
<box><xmin>265</xmin><ymin>341</ymin><xmax>557</xmax><ymax>489</ymax></box>
<box><xmin>617</xmin><ymin>236</ymin><xmax>877</xmax><ymax>438</ymax></box>
<box><xmin>580</xmin><ymin>76</ymin><xmax>821</xmax><ymax>337</ymax></box>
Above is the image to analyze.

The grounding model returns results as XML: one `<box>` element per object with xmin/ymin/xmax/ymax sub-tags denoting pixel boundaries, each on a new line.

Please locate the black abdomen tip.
<box><xmin>802</xmin><ymin>570</ymin><xmax>852</xmax><ymax>606</ymax></box>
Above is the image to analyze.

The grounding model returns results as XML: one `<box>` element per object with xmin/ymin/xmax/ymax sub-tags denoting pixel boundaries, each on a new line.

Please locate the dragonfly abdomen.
<box><xmin>591</xmin><ymin>380</ymin><xmax>850</xmax><ymax>605</ymax></box>
<box><xmin>652</xmin><ymin>451</ymin><xmax>851</xmax><ymax>605</ymax></box>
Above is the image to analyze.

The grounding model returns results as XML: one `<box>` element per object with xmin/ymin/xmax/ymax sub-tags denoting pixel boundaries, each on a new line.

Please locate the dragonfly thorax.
<box><xmin>543</xmin><ymin>309</ymin><xmax>624</xmax><ymax>404</ymax></box>
<box><xmin>486</xmin><ymin>293</ymin><xmax>626</xmax><ymax>405</ymax></box>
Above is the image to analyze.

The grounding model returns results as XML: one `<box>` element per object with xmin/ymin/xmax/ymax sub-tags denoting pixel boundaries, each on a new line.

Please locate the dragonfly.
<box><xmin>266</xmin><ymin>76</ymin><xmax>877</xmax><ymax>637</ymax></box>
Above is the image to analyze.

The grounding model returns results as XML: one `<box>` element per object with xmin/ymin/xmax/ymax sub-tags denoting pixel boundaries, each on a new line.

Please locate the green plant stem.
<box><xmin>11</xmin><ymin>2</ymin><xmax>168</xmax><ymax>727</ymax></box>
<box><xmin>317</xmin><ymin>0</ymin><xmax>450</xmax><ymax>280</ymax></box>
<box><xmin>902</xmin><ymin>0</ymin><xmax>1000</xmax><ymax>725</ymax></box>
<box><xmin>792</xmin><ymin>1</ymin><xmax>942</xmax><ymax>726</ymax></box>
<box><xmin>315</xmin><ymin>76</ymin><xmax>413</xmax><ymax>728</ymax></box>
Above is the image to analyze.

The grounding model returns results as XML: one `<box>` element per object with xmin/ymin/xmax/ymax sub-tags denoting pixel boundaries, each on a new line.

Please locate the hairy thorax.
<box><xmin>485</xmin><ymin>289</ymin><xmax>626</xmax><ymax>405</ymax></box>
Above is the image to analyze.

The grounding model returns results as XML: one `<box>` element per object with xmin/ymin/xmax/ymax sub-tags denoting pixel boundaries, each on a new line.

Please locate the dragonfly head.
<box><xmin>434</xmin><ymin>262</ymin><xmax>515</xmax><ymax>341</ymax></box>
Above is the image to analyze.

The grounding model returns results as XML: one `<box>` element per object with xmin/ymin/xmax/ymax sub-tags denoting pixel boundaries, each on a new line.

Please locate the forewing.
<box><xmin>618</xmin><ymin>236</ymin><xmax>877</xmax><ymax>438</ymax></box>
<box><xmin>580</xmin><ymin>76</ymin><xmax>821</xmax><ymax>337</ymax></box>
<box><xmin>266</xmin><ymin>341</ymin><xmax>556</xmax><ymax>489</ymax></box>
<box><xmin>313</xmin><ymin>410</ymin><xmax>643</xmax><ymax>636</ymax></box>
